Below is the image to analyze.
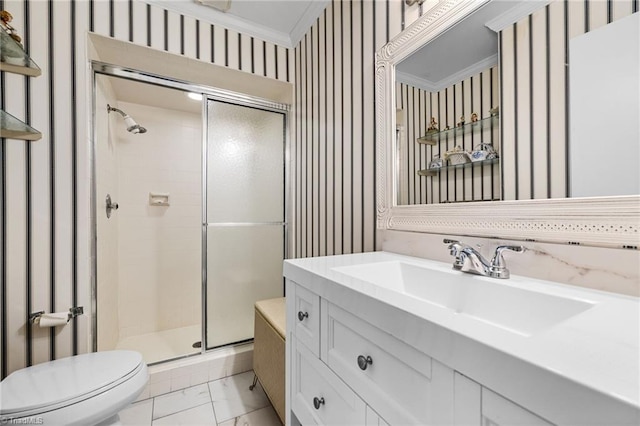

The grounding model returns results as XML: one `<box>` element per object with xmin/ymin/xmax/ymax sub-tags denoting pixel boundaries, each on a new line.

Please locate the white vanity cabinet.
<box><xmin>454</xmin><ymin>374</ymin><xmax>553</xmax><ymax>426</ymax></box>
<box><xmin>287</xmin><ymin>282</ymin><xmax>391</xmax><ymax>426</ymax></box>
<box><xmin>284</xmin><ymin>252</ymin><xmax>640</xmax><ymax>426</ymax></box>
<box><xmin>321</xmin><ymin>300</ymin><xmax>454</xmax><ymax>425</ymax></box>
<box><xmin>287</xmin><ymin>278</ymin><xmax>557</xmax><ymax>426</ymax></box>
<box><xmin>287</xmin><ymin>278</ymin><xmax>456</xmax><ymax>425</ymax></box>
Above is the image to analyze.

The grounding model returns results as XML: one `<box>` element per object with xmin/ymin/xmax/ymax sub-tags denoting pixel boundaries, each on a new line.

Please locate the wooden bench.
<box><xmin>252</xmin><ymin>297</ymin><xmax>286</xmax><ymax>424</ymax></box>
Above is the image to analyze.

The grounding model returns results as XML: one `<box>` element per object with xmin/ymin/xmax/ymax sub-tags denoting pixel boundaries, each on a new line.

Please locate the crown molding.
<box><xmin>396</xmin><ymin>54</ymin><xmax>497</xmax><ymax>93</ymax></box>
<box><xmin>395</xmin><ymin>71</ymin><xmax>437</xmax><ymax>92</ymax></box>
<box><xmin>143</xmin><ymin>0</ymin><xmax>327</xmax><ymax>48</ymax></box>
<box><xmin>290</xmin><ymin>0</ymin><xmax>331</xmax><ymax>47</ymax></box>
<box><xmin>485</xmin><ymin>0</ymin><xmax>552</xmax><ymax>32</ymax></box>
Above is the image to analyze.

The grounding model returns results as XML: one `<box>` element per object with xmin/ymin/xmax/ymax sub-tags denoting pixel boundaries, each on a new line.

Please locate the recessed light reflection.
<box><xmin>187</xmin><ymin>92</ymin><xmax>203</xmax><ymax>101</ymax></box>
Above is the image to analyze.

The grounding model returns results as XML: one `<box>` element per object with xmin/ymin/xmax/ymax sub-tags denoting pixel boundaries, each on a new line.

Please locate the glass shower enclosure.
<box><xmin>204</xmin><ymin>99</ymin><xmax>286</xmax><ymax>349</ymax></box>
<box><xmin>92</xmin><ymin>62</ymin><xmax>288</xmax><ymax>363</ymax></box>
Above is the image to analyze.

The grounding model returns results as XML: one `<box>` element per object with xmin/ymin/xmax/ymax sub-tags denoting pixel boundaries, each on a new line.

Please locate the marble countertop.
<box><xmin>284</xmin><ymin>251</ymin><xmax>640</xmax><ymax>419</ymax></box>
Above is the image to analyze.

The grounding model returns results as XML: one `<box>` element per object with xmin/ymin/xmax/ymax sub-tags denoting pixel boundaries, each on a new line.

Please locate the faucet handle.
<box><xmin>443</xmin><ymin>239</ymin><xmax>465</xmax><ymax>269</ymax></box>
<box><xmin>489</xmin><ymin>245</ymin><xmax>525</xmax><ymax>278</ymax></box>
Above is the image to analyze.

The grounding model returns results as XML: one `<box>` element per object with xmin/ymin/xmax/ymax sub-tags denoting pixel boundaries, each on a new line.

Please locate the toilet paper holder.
<box><xmin>29</xmin><ymin>306</ymin><xmax>84</xmax><ymax>324</ymax></box>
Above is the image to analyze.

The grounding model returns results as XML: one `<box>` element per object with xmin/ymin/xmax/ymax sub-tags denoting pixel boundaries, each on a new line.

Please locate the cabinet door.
<box><xmin>482</xmin><ymin>388</ymin><xmax>554</xmax><ymax>426</ymax></box>
<box><xmin>290</xmin><ymin>281</ymin><xmax>321</xmax><ymax>356</ymax></box>
<box><xmin>454</xmin><ymin>373</ymin><xmax>481</xmax><ymax>426</ymax></box>
<box><xmin>291</xmin><ymin>336</ymin><xmax>366</xmax><ymax>425</ymax></box>
<box><xmin>322</xmin><ymin>301</ymin><xmax>454</xmax><ymax>425</ymax></box>
<box><xmin>365</xmin><ymin>406</ymin><xmax>390</xmax><ymax>426</ymax></box>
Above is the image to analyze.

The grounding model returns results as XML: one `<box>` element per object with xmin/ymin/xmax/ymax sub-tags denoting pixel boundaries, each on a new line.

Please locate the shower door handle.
<box><xmin>106</xmin><ymin>194</ymin><xmax>119</xmax><ymax>219</ymax></box>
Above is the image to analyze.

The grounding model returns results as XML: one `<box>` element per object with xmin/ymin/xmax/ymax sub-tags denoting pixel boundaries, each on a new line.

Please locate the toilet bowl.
<box><xmin>0</xmin><ymin>350</ymin><xmax>148</xmax><ymax>426</ymax></box>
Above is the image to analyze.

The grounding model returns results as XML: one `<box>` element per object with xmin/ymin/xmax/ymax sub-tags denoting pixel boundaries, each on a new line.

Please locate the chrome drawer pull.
<box><xmin>313</xmin><ymin>396</ymin><xmax>325</xmax><ymax>409</ymax></box>
<box><xmin>297</xmin><ymin>311</ymin><xmax>309</xmax><ymax>321</ymax></box>
<box><xmin>357</xmin><ymin>355</ymin><xmax>373</xmax><ymax>370</ymax></box>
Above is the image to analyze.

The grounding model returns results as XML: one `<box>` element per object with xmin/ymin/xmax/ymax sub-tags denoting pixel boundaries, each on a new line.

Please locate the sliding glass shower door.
<box><xmin>205</xmin><ymin>99</ymin><xmax>286</xmax><ymax>349</ymax></box>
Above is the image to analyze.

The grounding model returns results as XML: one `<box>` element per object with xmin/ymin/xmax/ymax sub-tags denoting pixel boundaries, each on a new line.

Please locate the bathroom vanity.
<box><xmin>284</xmin><ymin>252</ymin><xmax>640</xmax><ymax>425</ymax></box>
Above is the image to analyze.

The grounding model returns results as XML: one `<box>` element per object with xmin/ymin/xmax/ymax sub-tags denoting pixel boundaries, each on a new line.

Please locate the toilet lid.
<box><xmin>0</xmin><ymin>350</ymin><xmax>144</xmax><ymax>416</ymax></box>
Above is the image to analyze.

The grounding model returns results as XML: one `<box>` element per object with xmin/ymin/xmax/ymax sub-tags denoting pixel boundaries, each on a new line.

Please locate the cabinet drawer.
<box><xmin>482</xmin><ymin>388</ymin><xmax>554</xmax><ymax>426</ymax></box>
<box><xmin>322</xmin><ymin>301</ymin><xmax>434</xmax><ymax>425</ymax></box>
<box><xmin>291</xmin><ymin>282</ymin><xmax>321</xmax><ymax>356</ymax></box>
<box><xmin>291</xmin><ymin>336</ymin><xmax>366</xmax><ymax>425</ymax></box>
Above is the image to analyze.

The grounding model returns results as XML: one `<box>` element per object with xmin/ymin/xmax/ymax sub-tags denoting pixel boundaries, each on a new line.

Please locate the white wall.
<box><xmin>569</xmin><ymin>12</ymin><xmax>639</xmax><ymax>197</ymax></box>
<box><xmin>115</xmin><ymin>102</ymin><xmax>202</xmax><ymax>340</ymax></box>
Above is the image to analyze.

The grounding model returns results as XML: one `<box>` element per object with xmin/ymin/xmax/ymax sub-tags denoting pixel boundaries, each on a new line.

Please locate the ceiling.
<box><xmin>396</xmin><ymin>0</ymin><xmax>533</xmax><ymax>92</ymax></box>
<box><xmin>142</xmin><ymin>0</ymin><xmax>330</xmax><ymax>48</ymax></box>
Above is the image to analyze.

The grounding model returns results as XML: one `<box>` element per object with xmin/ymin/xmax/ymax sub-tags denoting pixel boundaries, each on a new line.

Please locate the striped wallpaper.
<box><xmin>4</xmin><ymin>0</ymin><xmax>635</xmax><ymax>379</ymax></box>
<box><xmin>500</xmin><ymin>0</ymin><xmax>638</xmax><ymax>200</ymax></box>
<box><xmin>395</xmin><ymin>65</ymin><xmax>500</xmax><ymax>205</ymax></box>
<box><xmin>290</xmin><ymin>0</ymin><xmax>639</xmax><ymax>262</ymax></box>
<box><xmin>291</xmin><ymin>0</ymin><xmax>432</xmax><ymax>259</ymax></box>
<box><xmin>1</xmin><ymin>0</ymin><xmax>291</xmax><ymax>378</ymax></box>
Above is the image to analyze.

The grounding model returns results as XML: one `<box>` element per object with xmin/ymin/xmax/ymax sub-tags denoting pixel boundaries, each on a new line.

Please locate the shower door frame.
<box><xmin>202</xmin><ymin>98</ymin><xmax>289</xmax><ymax>351</ymax></box>
<box><xmin>89</xmin><ymin>61</ymin><xmax>290</xmax><ymax>361</ymax></box>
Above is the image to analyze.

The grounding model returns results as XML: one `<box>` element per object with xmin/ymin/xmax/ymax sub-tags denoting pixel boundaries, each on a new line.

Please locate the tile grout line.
<box><xmin>152</xmin><ymin>400</ymin><xmax>213</xmax><ymax>422</ymax></box>
<box><xmin>206</xmin><ymin>378</ymin><xmax>219</xmax><ymax>424</ymax></box>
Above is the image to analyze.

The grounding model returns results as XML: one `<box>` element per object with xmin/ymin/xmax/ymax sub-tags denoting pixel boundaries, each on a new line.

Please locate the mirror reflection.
<box><xmin>394</xmin><ymin>0</ymin><xmax>639</xmax><ymax>206</ymax></box>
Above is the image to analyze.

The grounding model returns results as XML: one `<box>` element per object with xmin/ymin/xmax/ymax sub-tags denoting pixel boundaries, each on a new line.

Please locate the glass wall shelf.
<box><xmin>417</xmin><ymin>157</ymin><xmax>499</xmax><ymax>177</ymax></box>
<box><xmin>417</xmin><ymin>115</ymin><xmax>499</xmax><ymax>145</ymax></box>
<box><xmin>0</xmin><ymin>110</ymin><xmax>42</xmax><ymax>141</ymax></box>
<box><xmin>0</xmin><ymin>26</ymin><xmax>41</xmax><ymax>76</ymax></box>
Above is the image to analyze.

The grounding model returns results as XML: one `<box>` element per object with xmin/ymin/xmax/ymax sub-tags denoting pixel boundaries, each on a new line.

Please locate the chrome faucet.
<box><xmin>444</xmin><ymin>239</ymin><xmax>524</xmax><ymax>279</ymax></box>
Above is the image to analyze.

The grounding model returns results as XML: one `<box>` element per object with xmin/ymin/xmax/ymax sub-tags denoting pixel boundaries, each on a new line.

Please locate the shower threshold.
<box><xmin>115</xmin><ymin>324</ymin><xmax>201</xmax><ymax>364</ymax></box>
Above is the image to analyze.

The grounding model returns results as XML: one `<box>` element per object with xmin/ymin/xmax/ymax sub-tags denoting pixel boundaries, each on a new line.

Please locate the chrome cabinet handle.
<box><xmin>357</xmin><ymin>355</ymin><xmax>373</xmax><ymax>370</ymax></box>
<box><xmin>313</xmin><ymin>397</ymin><xmax>325</xmax><ymax>409</ymax></box>
<box><xmin>297</xmin><ymin>311</ymin><xmax>308</xmax><ymax>321</ymax></box>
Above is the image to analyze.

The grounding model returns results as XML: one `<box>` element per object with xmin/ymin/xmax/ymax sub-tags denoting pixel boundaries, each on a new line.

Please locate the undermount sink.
<box><xmin>332</xmin><ymin>261</ymin><xmax>595</xmax><ymax>336</ymax></box>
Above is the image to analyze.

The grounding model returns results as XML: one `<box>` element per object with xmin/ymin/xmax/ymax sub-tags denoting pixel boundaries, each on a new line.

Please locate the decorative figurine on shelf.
<box><xmin>471</xmin><ymin>112</ymin><xmax>479</xmax><ymax>122</ymax></box>
<box><xmin>457</xmin><ymin>115</ymin><xmax>465</xmax><ymax>127</ymax></box>
<box><xmin>0</xmin><ymin>10</ymin><xmax>22</xmax><ymax>44</ymax></box>
<box><xmin>428</xmin><ymin>154</ymin><xmax>443</xmax><ymax>169</ymax></box>
<box><xmin>443</xmin><ymin>125</ymin><xmax>450</xmax><ymax>131</ymax></box>
<box><xmin>489</xmin><ymin>106</ymin><xmax>499</xmax><ymax>116</ymax></box>
<box><xmin>426</xmin><ymin>117</ymin><xmax>439</xmax><ymax>133</ymax></box>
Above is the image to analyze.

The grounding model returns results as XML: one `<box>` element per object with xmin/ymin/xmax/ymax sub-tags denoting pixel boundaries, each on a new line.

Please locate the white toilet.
<box><xmin>0</xmin><ymin>350</ymin><xmax>148</xmax><ymax>426</ymax></box>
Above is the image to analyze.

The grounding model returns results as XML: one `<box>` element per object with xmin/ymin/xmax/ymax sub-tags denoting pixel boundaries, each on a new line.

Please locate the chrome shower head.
<box><xmin>107</xmin><ymin>104</ymin><xmax>147</xmax><ymax>134</ymax></box>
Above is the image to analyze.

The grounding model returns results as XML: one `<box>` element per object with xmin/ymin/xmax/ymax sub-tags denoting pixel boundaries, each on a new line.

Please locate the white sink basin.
<box><xmin>333</xmin><ymin>261</ymin><xmax>595</xmax><ymax>336</ymax></box>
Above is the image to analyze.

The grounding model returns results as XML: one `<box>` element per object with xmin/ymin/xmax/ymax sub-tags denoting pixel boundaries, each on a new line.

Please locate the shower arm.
<box><xmin>106</xmin><ymin>104</ymin><xmax>147</xmax><ymax>134</ymax></box>
<box><xmin>107</xmin><ymin>104</ymin><xmax>127</xmax><ymax>117</ymax></box>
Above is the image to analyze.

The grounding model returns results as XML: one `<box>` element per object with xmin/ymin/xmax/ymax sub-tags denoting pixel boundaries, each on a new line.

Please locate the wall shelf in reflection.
<box><xmin>417</xmin><ymin>157</ymin><xmax>499</xmax><ymax>177</ymax></box>
<box><xmin>417</xmin><ymin>115</ymin><xmax>499</xmax><ymax>145</ymax></box>
<box><xmin>0</xmin><ymin>26</ymin><xmax>41</xmax><ymax>76</ymax></box>
<box><xmin>0</xmin><ymin>110</ymin><xmax>42</xmax><ymax>141</ymax></box>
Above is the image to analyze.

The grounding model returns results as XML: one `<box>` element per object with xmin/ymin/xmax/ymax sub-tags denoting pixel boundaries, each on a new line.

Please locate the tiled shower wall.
<box><xmin>1</xmin><ymin>0</ymin><xmax>291</xmax><ymax>378</ymax></box>
<box><xmin>113</xmin><ymin>102</ymin><xmax>201</xmax><ymax>342</ymax></box>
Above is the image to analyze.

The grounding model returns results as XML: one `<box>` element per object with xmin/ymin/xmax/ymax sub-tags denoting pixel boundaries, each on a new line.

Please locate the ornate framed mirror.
<box><xmin>375</xmin><ymin>0</ymin><xmax>639</xmax><ymax>249</ymax></box>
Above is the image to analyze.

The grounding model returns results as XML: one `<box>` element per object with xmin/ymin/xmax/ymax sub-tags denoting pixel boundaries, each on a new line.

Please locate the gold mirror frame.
<box><xmin>375</xmin><ymin>0</ymin><xmax>639</xmax><ymax>249</ymax></box>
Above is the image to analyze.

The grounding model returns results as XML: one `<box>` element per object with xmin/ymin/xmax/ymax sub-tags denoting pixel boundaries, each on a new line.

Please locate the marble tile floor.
<box><xmin>118</xmin><ymin>370</ymin><xmax>282</xmax><ymax>426</ymax></box>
